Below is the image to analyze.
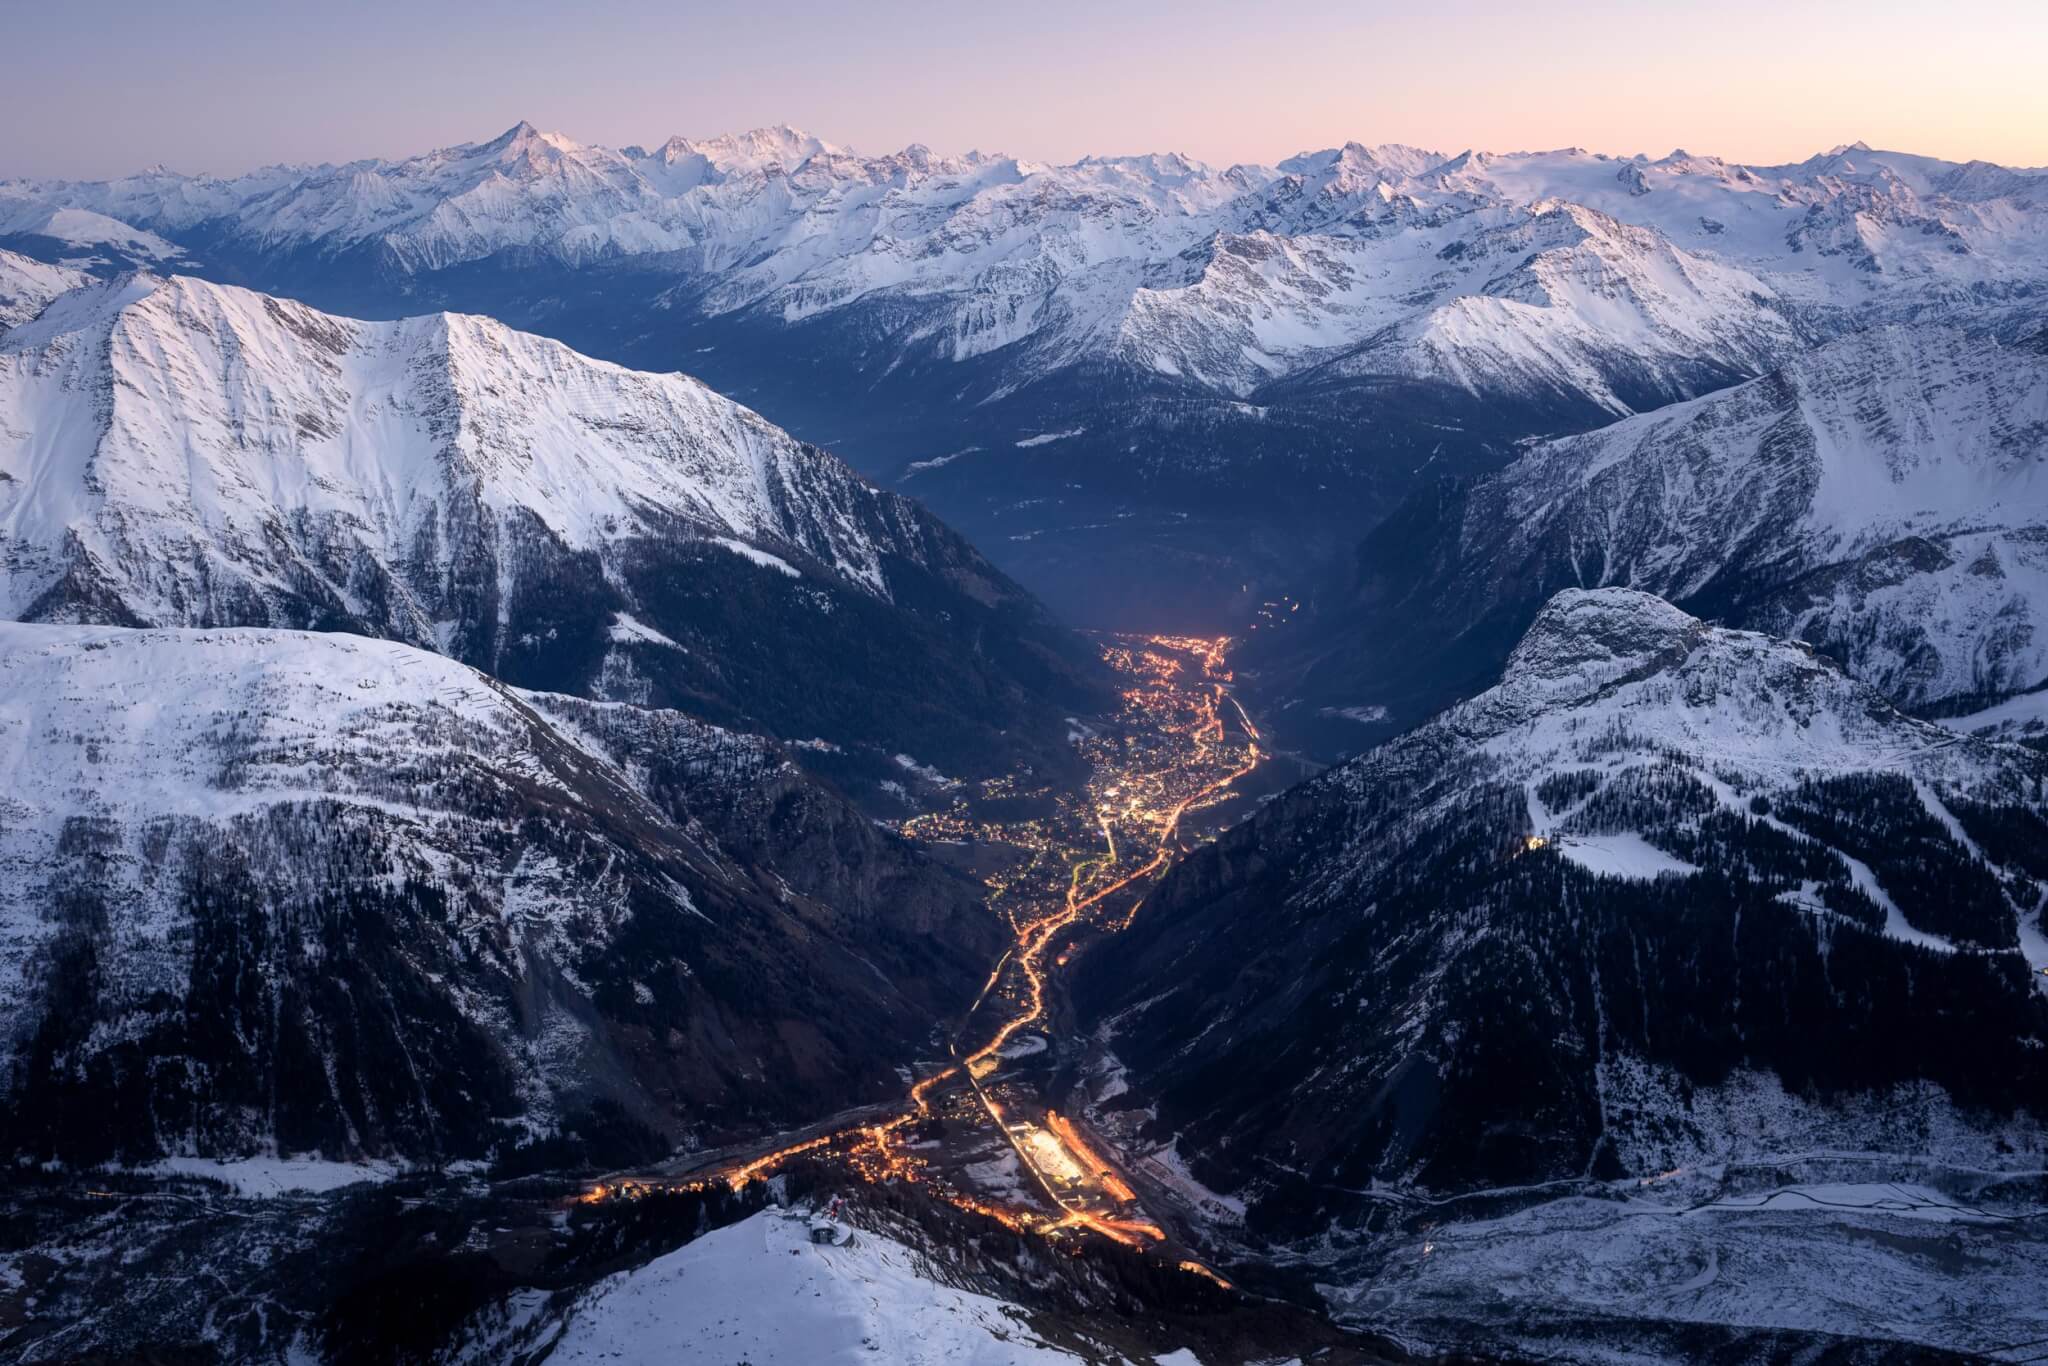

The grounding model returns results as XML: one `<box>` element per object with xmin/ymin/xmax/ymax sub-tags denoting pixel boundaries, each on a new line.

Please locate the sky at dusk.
<box><xmin>4</xmin><ymin>0</ymin><xmax>2044</xmax><ymax>179</ymax></box>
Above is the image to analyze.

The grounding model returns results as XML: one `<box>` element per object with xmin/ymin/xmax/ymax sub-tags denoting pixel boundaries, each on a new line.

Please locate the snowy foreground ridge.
<box><xmin>475</xmin><ymin>1210</ymin><xmax>1093</xmax><ymax>1365</ymax></box>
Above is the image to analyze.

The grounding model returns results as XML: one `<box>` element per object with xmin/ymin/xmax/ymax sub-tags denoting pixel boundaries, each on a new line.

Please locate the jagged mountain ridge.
<box><xmin>15</xmin><ymin>126</ymin><xmax>2044</xmax><ymax>624</ymax></box>
<box><xmin>0</xmin><ymin>621</ymin><xmax>1002</xmax><ymax>1166</ymax></box>
<box><xmin>0</xmin><ymin>268</ymin><xmax>1108</xmax><ymax>777</ymax></box>
<box><xmin>1260</xmin><ymin>323</ymin><xmax>2048</xmax><ymax>741</ymax></box>
<box><xmin>8</xmin><ymin>126</ymin><xmax>2042</xmax><ymax>413</ymax></box>
<box><xmin>1077</xmin><ymin>589</ymin><xmax>2048</xmax><ymax>1225</ymax></box>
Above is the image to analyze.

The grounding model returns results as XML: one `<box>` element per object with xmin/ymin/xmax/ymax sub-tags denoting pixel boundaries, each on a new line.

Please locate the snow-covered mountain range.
<box><xmin>0</xmin><ymin>621</ymin><xmax>1000</xmax><ymax>1166</ymax></box>
<box><xmin>0</xmin><ymin>258</ymin><xmax>1107</xmax><ymax>777</ymax></box>
<box><xmin>4</xmin><ymin>120</ymin><xmax>2047</xmax><ymax>1362</ymax></box>
<box><xmin>1081</xmin><ymin>588</ymin><xmax>2048</xmax><ymax>1215</ymax></box>
<box><xmin>11</xmin><ymin>126</ymin><xmax>2045</xmax><ymax>624</ymax></box>
<box><xmin>8</xmin><ymin>126</ymin><xmax>2042</xmax><ymax>411</ymax></box>
<box><xmin>1263</xmin><ymin>323</ymin><xmax>2048</xmax><ymax>740</ymax></box>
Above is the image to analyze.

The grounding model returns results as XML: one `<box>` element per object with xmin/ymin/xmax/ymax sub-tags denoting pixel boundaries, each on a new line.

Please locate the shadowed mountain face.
<box><xmin>0</xmin><ymin>264</ymin><xmax>1128</xmax><ymax>1171</ymax></box>
<box><xmin>1252</xmin><ymin>324</ymin><xmax>2048</xmax><ymax>755</ymax></box>
<box><xmin>1078</xmin><ymin>590</ymin><xmax>2048</xmax><ymax>1230</ymax></box>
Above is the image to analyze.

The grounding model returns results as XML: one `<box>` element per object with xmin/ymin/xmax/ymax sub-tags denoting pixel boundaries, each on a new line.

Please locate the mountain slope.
<box><xmin>0</xmin><ymin>270</ymin><xmax>1107</xmax><ymax>778</ymax></box>
<box><xmin>1078</xmin><ymin>590</ymin><xmax>2048</xmax><ymax>1225</ymax></box>
<box><xmin>476</xmin><ymin>1208</ymin><xmax>1090</xmax><ymax>1365</ymax></box>
<box><xmin>0</xmin><ymin>622</ymin><xmax>1001</xmax><ymax>1167</ymax></box>
<box><xmin>1263</xmin><ymin>324</ymin><xmax>2048</xmax><ymax>742</ymax></box>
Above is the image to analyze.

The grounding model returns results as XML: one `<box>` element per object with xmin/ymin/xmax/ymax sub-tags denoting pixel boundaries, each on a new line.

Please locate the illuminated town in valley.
<box><xmin>581</xmin><ymin>633</ymin><xmax>1263</xmax><ymax>1283</ymax></box>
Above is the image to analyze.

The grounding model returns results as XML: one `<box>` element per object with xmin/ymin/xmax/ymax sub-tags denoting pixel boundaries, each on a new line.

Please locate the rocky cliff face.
<box><xmin>1078</xmin><ymin>590</ymin><xmax>2048</xmax><ymax>1229</ymax></box>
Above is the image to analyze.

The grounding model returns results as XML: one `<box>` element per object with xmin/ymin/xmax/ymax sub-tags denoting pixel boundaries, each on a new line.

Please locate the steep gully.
<box><xmin>581</xmin><ymin>633</ymin><xmax>1267</xmax><ymax>1285</ymax></box>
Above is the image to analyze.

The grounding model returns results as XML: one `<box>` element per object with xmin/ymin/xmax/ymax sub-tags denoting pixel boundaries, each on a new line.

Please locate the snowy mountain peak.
<box><xmin>1497</xmin><ymin>587</ymin><xmax>1702</xmax><ymax>702</ymax></box>
<box><xmin>0</xmin><ymin>268</ymin><xmax>913</xmax><ymax>623</ymax></box>
<box><xmin>485</xmin><ymin>119</ymin><xmax>581</xmax><ymax>161</ymax></box>
<box><xmin>1277</xmin><ymin>140</ymin><xmax>1447</xmax><ymax>189</ymax></box>
<box><xmin>668</xmin><ymin>124</ymin><xmax>842</xmax><ymax>171</ymax></box>
<box><xmin>1465</xmin><ymin>587</ymin><xmax>1883</xmax><ymax>764</ymax></box>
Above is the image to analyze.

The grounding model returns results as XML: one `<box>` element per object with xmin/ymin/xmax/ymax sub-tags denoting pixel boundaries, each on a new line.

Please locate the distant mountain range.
<box><xmin>9</xmin><ymin>126</ymin><xmax>2045</xmax><ymax>622</ymax></box>
<box><xmin>0</xmin><ymin>256</ymin><xmax>1107</xmax><ymax>785</ymax></box>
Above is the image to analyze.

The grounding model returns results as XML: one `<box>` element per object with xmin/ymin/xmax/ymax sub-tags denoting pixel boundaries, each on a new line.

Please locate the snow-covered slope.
<box><xmin>8</xmin><ymin>126</ymin><xmax>2043</xmax><ymax>414</ymax></box>
<box><xmin>0</xmin><ymin>202</ymin><xmax>185</xmax><ymax>270</ymax></box>
<box><xmin>1081</xmin><ymin>589</ymin><xmax>2048</xmax><ymax>1216</ymax></box>
<box><xmin>1272</xmin><ymin>324</ymin><xmax>2048</xmax><ymax>733</ymax></box>
<box><xmin>0</xmin><ymin>270</ymin><xmax>1106</xmax><ymax>773</ymax></box>
<box><xmin>1948</xmin><ymin>686</ymin><xmax>2048</xmax><ymax>749</ymax></box>
<box><xmin>497</xmin><ymin>1209</ymin><xmax>1087</xmax><ymax>1365</ymax></box>
<box><xmin>1128</xmin><ymin>199</ymin><xmax>1802</xmax><ymax>409</ymax></box>
<box><xmin>0</xmin><ymin>621</ymin><xmax>998</xmax><ymax>1166</ymax></box>
<box><xmin>0</xmin><ymin>247</ymin><xmax>84</xmax><ymax>332</ymax></box>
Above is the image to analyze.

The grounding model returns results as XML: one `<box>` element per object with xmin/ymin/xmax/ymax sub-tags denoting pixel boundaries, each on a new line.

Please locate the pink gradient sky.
<box><xmin>5</xmin><ymin>0</ymin><xmax>2043</xmax><ymax>179</ymax></box>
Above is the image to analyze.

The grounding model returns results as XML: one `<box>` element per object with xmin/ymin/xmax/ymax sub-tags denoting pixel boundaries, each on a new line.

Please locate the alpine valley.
<box><xmin>1</xmin><ymin>108</ymin><xmax>2046</xmax><ymax>1366</ymax></box>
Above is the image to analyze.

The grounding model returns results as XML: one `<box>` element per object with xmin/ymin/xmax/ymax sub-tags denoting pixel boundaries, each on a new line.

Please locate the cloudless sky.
<box><xmin>4</xmin><ymin>0</ymin><xmax>2044</xmax><ymax>179</ymax></box>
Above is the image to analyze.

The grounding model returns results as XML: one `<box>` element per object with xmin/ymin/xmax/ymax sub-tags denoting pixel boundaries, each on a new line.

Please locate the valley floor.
<box><xmin>584</xmin><ymin>631</ymin><xmax>1273</xmax><ymax>1274</ymax></box>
